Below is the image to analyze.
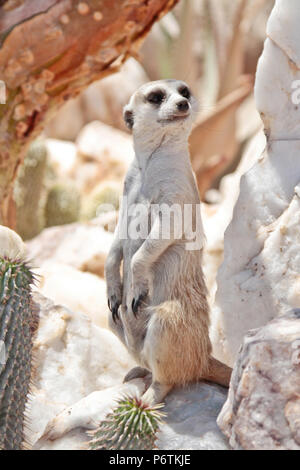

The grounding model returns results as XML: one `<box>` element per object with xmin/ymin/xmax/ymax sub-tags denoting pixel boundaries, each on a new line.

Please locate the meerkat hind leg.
<box><xmin>203</xmin><ymin>356</ymin><xmax>232</xmax><ymax>388</ymax></box>
<box><xmin>142</xmin><ymin>381</ymin><xmax>173</xmax><ymax>405</ymax></box>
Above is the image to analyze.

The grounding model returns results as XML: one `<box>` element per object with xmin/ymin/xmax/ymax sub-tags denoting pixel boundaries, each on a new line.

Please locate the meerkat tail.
<box><xmin>203</xmin><ymin>357</ymin><xmax>232</xmax><ymax>388</ymax></box>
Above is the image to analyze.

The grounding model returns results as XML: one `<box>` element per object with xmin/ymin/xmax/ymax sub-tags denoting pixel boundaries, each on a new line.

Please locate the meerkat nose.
<box><xmin>176</xmin><ymin>99</ymin><xmax>189</xmax><ymax>112</ymax></box>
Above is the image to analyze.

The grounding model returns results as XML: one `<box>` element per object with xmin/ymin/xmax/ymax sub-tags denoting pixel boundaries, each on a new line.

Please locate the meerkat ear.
<box><xmin>123</xmin><ymin>106</ymin><xmax>134</xmax><ymax>130</ymax></box>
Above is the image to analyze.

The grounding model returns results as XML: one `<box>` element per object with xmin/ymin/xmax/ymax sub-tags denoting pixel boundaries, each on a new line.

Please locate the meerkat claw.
<box><xmin>108</xmin><ymin>294</ymin><xmax>120</xmax><ymax>322</ymax></box>
<box><xmin>131</xmin><ymin>297</ymin><xmax>139</xmax><ymax>316</ymax></box>
<box><xmin>112</xmin><ymin>305</ymin><xmax>120</xmax><ymax>322</ymax></box>
<box><xmin>131</xmin><ymin>292</ymin><xmax>147</xmax><ymax>316</ymax></box>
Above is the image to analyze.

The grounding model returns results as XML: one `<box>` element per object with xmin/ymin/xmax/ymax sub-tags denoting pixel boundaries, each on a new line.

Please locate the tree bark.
<box><xmin>0</xmin><ymin>0</ymin><xmax>179</xmax><ymax>227</ymax></box>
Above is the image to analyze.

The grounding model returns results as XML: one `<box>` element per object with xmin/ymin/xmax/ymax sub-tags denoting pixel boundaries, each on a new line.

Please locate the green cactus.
<box><xmin>88</xmin><ymin>396</ymin><xmax>165</xmax><ymax>450</ymax></box>
<box><xmin>45</xmin><ymin>182</ymin><xmax>81</xmax><ymax>227</ymax></box>
<box><xmin>81</xmin><ymin>181</ymin><xmax>120</xmax><ymax>221</ymax></box>
<box><xmin>0</xmin><ymin>257</ymin><xmax>38</xmax><ymax>450</ymax></box>
<box><xmin>14</xmin><ymin>139</ymin><xmax>48</xmax><ymax>241</ymax></box>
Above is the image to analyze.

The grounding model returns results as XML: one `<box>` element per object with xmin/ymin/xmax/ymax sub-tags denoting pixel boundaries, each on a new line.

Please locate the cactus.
<box><xmin>81</xmin><ymin>181</ymin><xmax>120</xmax><ymax>221</ymax></box>
<box><xmin>0</xmin><ymin>238</ymin><xmax>38</xmax><ymax>449</ymax></box>
<box><xmin>14</xmin><ymin>139</ymin><xmax>48</xmax><ymax>241</ymax></box>
<box><xmin>45</xmin><ymin>182</ymin><xmax>81</xmax><ymax>228</ymax></box>
<box><xmin>88</xmin><ymin>396</ymin><xmax>165</xmax><ymax>450</ymax></box>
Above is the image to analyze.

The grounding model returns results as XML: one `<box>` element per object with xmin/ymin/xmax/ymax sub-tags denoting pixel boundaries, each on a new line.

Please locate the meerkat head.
<box><xmin>123</xmin><ymin>79</ymin><xmax>198</xmax><ymax>141</ymax></box>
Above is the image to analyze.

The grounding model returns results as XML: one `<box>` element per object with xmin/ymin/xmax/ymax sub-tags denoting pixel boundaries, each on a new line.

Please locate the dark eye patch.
<box><xmin>146</xmin><ymin>90</ymin><xmax>166</xmax><ymax>105</ymax></box>
<box><xmin>178</xmin><ymin>86</ymin><xmax>191</xmax><ymax>99</ymax></box>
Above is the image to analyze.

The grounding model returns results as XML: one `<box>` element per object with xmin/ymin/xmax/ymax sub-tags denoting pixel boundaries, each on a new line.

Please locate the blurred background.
<box><xmin>17</xmin><ymin>0</ymin><xmax>274</xmax><ymax>310</ymax></box>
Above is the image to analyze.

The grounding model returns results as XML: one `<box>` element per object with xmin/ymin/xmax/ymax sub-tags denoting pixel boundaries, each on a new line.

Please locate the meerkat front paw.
<box><xmin>130</xmin><ymin>258</ymin><xmax>152</xmax><ymax>315</ymax></box>
<box><xmin>107</xmin><ymin>283</ymin><xmax>122</xmax><ymax>322</ymax></box>
<box><xmin>108</xmin><ymin>293</ymin><xmax>121</xmax><ymax>322</ymax></box>
<box><xmin>131</xmin><ymin>278</ymin><xmax>149</xmax><ymax>315</ymax></box>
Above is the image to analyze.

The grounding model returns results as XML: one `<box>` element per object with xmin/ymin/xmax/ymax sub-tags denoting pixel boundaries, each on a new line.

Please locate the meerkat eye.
<box><xmin>178</xmin><ymin>86</ymin><xmax>191</xmax><ymax>100</ymax></box>
<box><xmin>146</xmin><ymin>90</ymin><xmax>165</xmax><ymax>105</ymax></box>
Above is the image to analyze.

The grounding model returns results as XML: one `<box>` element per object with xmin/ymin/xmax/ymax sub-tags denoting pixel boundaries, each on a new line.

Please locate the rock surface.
<box><xmin>35</xmin><ymin>382</ymin><xmax>229</xmax><ymax>450</ymax></box>
<box><xmin>45</xmin><ymin>139</ymin><xmax>77</xmax><ymax>179</ymax></box>
<box><xmin>0</xmin><ymin>225</ymin><xmax>27</xmax><ymax>260</ymax></box>
<box><xmin>28</xmin><ymin>293</ymin><xmax>230</xmax><ymax>450</ymax></box>
<box><xmin>217</xmin><ymin>310</ymin><xmax>300</xmax><ymax>450</ymax></box>
<box><xmin>33</xmin><ymin>262</ymin><xmax>108</xmax><ymax>328</ymax></box>
<box><xmin>157</xmin><ymin>383</ymin><xmax>229</xmax><ymax>450</ymax></box>
<box><xmin>73</xmin><ymin>121</ymin><xmax>133</xmax><ymax>193</ymax></box>
<box><xmin>26</xmin><ymin>220</ymin><xmax>115</xmax><ymax>327</ymax></box>
<box><xmin>27</xmin><ymin>220</ymin><xmax>113</xmax><ymax>278</ymax></box>
<box><xmin>212</xmin><ymin>0</ymin><xmax>300</xmax><ymax>365</ymax></box>
<box><xmin>27</xmin><ymin>293</ymin><xmax>136</xmax><ymax>447</ymax></box>
<box><xmin>202</xmin><ymin>131</ymin><xmax>266</xmax><ymax>307</ymax></box>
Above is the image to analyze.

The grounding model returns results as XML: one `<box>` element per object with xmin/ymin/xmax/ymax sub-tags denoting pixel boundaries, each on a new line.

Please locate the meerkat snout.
<box><xmin>176</xmin><ymin>99</ymin><xmax>189</xmax><ymax>112</ymax></box>
<box><xmin>123</xmin><ymin>79</ymin><xmax>198</xmax><ymax>132</ymax></box>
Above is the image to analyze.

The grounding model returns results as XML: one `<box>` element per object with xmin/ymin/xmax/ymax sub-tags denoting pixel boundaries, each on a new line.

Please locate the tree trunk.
<box><xmin>0</xmin><ymin>0</ymin><xmax>179</xmax><ymax>228</ymax></box>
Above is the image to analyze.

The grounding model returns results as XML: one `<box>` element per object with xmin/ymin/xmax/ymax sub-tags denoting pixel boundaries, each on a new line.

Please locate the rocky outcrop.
<box><xmin>27</xmin><ymin>293</ymin><xmax>229</xmax><ymax>450</ymax></box>
<box><xmin>27</xmin><ymin>293</ymin><xmax>136</xmax><ymax>448</ymax></box>
<box><xmin>73</xmin><ymin>121</ymin><xmax>133</xmax><ymax>193</ymax></box>
<box><xmin>33</xmin><ymin>263</ymin><xmax>109</xmax><ymax>328</ymax></box>
<box><xmin>217</xmin><ymin>310</ymin><xmax>300</xmax><ymax>450</ymax></box>
<box><xmin>27</xmin><ymin>219</ymin><xmax>113</xmax><ymax>278</ymax></box>
<box><xmin>212</xmin><ymin>0</ymin><xmax>300</xmax><ymax>366</ymax></box>
<box><xmin>26</xmin><ymin>220</ymin><xmax>115</xmax><ymax>327</ymax></box>
<box><xmin>202</xmin><ymin>130</ymin><xmax>266</xmax><ymax>306</ymax></box>
<box><xmin>36</xmin><ymin>381</ymin><xmax>229</xmax><ymax>450</ymax></box>
<box><xmin>157</xmin><ymin>382</ymin><xmax>229</xmax><ymax>450</ymax></box>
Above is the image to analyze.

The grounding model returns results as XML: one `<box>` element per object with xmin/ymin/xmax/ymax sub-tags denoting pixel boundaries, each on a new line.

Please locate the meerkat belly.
<box><xmin>121</xmin><ymin>189</ymin><xmax>152</xmax><ymax>307</ymax></box>
<box><xmin>151</xmin><ymin>244</ymin><xmax>203</xmax><ymax>304</ymax></box>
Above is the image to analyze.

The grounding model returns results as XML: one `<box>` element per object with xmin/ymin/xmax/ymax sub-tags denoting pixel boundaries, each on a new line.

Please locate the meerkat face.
<box><xmin>123</xmin><ymin>79</ymin><xmax>198</xmax><ymax>137</ymax></box>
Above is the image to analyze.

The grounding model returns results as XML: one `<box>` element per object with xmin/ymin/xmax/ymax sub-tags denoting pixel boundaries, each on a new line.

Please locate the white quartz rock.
<box><xmin>157</xmin><ymin>383</ymin><xmax>229</xmax><ymax>450</ymax></box>
<box><xmin>255</xmin><ymin>39</ymin><xmax>300</xmax><ymax>140</ymax></box>
<box><xmin>26</xmin><ymin>220</ymin><xmax>115</xmax><ymax>327</ymax></box>
<box><xmin>28</xmin><ymin>295</ymin><xmax>230</xmax><ymax>450</ymax></box>
<box><xmin>217</xmin><ymin>310</ymin><xmax>300</xmax><ymax>450</ymax></box>
<box><xmin>212</xmin><ymin>0</ymin><xmax>300</xmax><ymax>366</ymax></box>
<box><xmin>255</xmin><ymin>0</ymin><xmax>300</xmax><ymax>139</ymax></box>
<box><xmin>45</xmin><ymin>139</ymin><xmax>77</xmax><ymax>178</ymax></box>
<box><xmin>33</xmin><ymin>262</ymin><xmax>108</xmax><ymax>328</ymax></box>
<box><xmin>266</xmin><ymin>0</ymin><xmax>300</xmax><ymax>68</ymax></box>
<box><xmin>73</xmin><ymin>121</ymin><xmax>133</xmax><ymax>193</ymax></box>
<box><xmin>76</xmin><ymin>121</ymin><xmax>133</xmax><ymax>167</ymax></box>
<box><xmin>0</xmin><ymin>225</ymin><xmax>26</xmax><ymax>260</ymax></box>
<box><xmin>35</xmin><ymin>379</ymin><xmax>147</xmax><ymax>449</ymax></box>
<box><xmin>27</xmin><ymin>293</ymin><xmax>135</xmax><ymax>447</ymax></box>
<box><xmin>202</xmin><ymin>131</ymin><xmax>266</xmax><ymax>305</ymax></box>
<box><xmin>34</xmin><ymin>380</ymin><xmax>229</xmax><ymax>450</ymax></box>
<box><xmin>27</xmin><ymin>220</ymin><xmax>113</xmax><ymax>278</ymax></box>
<box><xmin>213</xmin><ymin>144</ymin><xmax>300</xmax><ymax>365</ymax></box>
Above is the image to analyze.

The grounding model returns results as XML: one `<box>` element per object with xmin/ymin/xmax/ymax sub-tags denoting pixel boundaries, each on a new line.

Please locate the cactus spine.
<box><xmin>0</xmin><ymin>257</ymin><xmax>38</xmax><ymax>450</ymax></box>
<box><xmin>88</xmin><ymin>396</ymin><xmax>165</xmax><ymax>450</ymax></box>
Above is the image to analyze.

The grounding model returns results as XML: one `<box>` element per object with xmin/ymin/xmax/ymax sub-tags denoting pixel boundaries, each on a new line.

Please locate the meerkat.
<box><xmin>105</xmin><ymin>79</ymin><xmax>231</xmax><ymax>405</ymax></box>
